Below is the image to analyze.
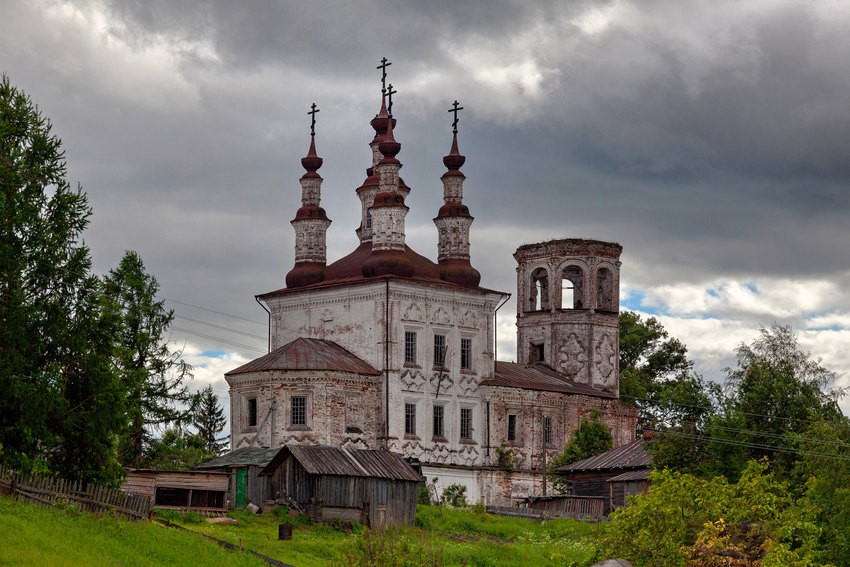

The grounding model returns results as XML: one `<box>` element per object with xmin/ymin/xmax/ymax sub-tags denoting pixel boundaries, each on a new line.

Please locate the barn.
<box><xmin>261</xmin><ymin>445</ymin><xmax>421</xmax><ymax>528</ymax></box>
<box><xmin>554</xmin><ymin>438</ymin><xmax>651</xmax><ymax>515</ymax></box>
<box><xmin>194</xmin><ymin>446</ymin><xmax>280</xmax><ymax>509</ymax></box>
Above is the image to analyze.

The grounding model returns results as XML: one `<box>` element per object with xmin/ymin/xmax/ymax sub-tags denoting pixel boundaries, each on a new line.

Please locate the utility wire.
<box><xmin>175</xmin><ymin>314</ymin><xmax>268</xmax><ymax>341</ymax></box>
<box><xmin>164</xmin><ymin>297</ymin><xmax>267</xmax><ymax>326</ymax></box>
<box><xmin>171</xmin><ymin>326</ymin><xmax>266</xmax><ymax>354</ymax></box>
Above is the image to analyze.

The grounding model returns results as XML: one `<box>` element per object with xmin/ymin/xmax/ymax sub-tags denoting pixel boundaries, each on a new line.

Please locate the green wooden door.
<box><xmin>235</xmin><ymin>467</ymin><xmax>247</xmax><ymax>508</ymax></box>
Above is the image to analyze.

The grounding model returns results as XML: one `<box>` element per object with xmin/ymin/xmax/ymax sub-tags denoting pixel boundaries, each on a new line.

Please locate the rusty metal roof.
<box><xmin>556</xmin><ymin>439</ymin><xmax>651</xmax><ymax>474</ymax></box>
<box><xmin>260</xmin><ymin>445</ymin><xmax>421</xmax><ymax>482</ymax></box>
<box><xmin>481</xmin><ymin>361</ymin><xmax>617</xmax><ymax>399</ymax></box>
<box><xmin>226</xmin><ymin>337</ymin><xmax>381</xmax><ymax>377</ymax></box>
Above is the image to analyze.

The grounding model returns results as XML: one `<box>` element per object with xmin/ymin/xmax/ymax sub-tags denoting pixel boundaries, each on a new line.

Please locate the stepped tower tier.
<box><xmin>514</xmin><ymin>238</ymin><xmax>622</xmax><ymax>394</ymax></box>
<box><xmin>285</xmin><ymin>114</ymin><xmax>331</xmax><ymax>289</ymax></box>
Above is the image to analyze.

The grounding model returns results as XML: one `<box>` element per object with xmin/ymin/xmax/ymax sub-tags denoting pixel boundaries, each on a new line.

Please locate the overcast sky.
<box><xmin>3</xmin><ymin>0</ymin><xmax>850</xmax><ymax>422</ymax></box>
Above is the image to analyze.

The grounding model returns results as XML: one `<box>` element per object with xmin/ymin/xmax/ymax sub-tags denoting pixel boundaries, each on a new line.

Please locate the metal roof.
<box><xmin>556</xmin><ymin>439</ymin><xmax>651</xmax><ymax>473</ymax></box>
<box><xmin>481</xmin><ymin>361</ymin><xmax>617</xmax><ymax>399</ymax></box>
<box><xmin>194</xmin><ymin>446</ymin><xmax>281</xmax><ymax>469</ymax></box>
<box><xmin>226</xmin><ymin>337</ymin><xmax>381</xmax><ymax>377</ymax></box>
<box><xmin>608</xmin><ymin>469</ymin><xmax>651</xmax><ymax>482</ymax></box>
<box><xmin>261</xmin><ymin>445</ymin><xmax>421</xmax><ymax>482</ymax></box>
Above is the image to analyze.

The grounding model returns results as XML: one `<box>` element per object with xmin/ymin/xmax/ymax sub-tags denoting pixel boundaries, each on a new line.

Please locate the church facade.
<box><xmin>225</xmin><ymin>78</ymin><xmax>636</xmax><ymax>505</ymax></box>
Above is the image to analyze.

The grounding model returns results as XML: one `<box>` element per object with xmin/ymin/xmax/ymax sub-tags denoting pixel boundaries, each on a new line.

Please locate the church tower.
<box><xmin>514</xmin><ymin>239</ymin><xmax>622</xmax><ymax>394</ymax></box>
<box><xmin>285</xmin><ymin>105</ymin><xmax>332</xmax><ymax>288</ymax></box>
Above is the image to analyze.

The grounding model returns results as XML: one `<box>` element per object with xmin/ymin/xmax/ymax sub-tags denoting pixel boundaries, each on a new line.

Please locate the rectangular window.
<box><xmin>433</xmin><ymin>405</ymin><xmax>445</xmax><ymax>438</ymax></box>
<box><xmin>544</xmin><ymin>415</ymin><xmax>552</xmax><ymax>444</ymax></box>
<box><xmin>460</xmin><ymin>337</ymin><xmax>472</xmax><ymax>370</ymax></box>
<box><xmin>247</xmin><ymin>398</ymin><xmax>258</xmax><ymax>427</ymax></box>
<box><xmin>433</xmin><ymin>334</ymin><xmax>446</xmax><ymax>368</ymax></box>
<box><xmin>404</xmin><ymin>331</ymin><xmax>417</xmax><ymax>365</ymax></box>
<box><xmin>507</xmin><ymin>414</ymin><xmax>517</xmax><ymax>442</ymax></box>
<box><xmin>434</xmin><ymin>335</ymin><xmax>446</xmax><ymax>368</ymax></box>
<box><xmin>405</xmin><ymin>403</ymin><xmax>416</xmax><ymax>436</ymax></box>
<box><xmin>460</xmin><ymin>407</ymin><xmax>473</xmax><ymax>439</ymax></box>
<box><xmin>291</xmin><ymin>396</ymin><xmax>307</xmax><ymax>426</ymax></box>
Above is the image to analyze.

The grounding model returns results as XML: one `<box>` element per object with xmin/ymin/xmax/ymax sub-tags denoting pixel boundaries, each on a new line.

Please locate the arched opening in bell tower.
<box><xmin>529</xmin><ymin>268</ymin><xmax>549</xmax><ymax>311</ymax></box>
<box><xmin>560</xmin><ymin>265</ymin><xmax>584</xmax><ymax>309</ymax></box>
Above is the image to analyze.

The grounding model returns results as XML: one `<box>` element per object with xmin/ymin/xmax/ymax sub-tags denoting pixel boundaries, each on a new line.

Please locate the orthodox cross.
<box><xmin>448</xmin><ymin>100</ymin><xmax>463</xmax><ymax>134</ymax></box>
<box><xmin>308</xmin><ymin>102</ymin><xmax>319</xmax><ymax>137</ymax></box>
<box><xmin>377</xmin><ymin>57</ymin><xmax>392</xmax><ymax>93</ymax></box>
<box><xmin>386</xmin><ymin>83</ymin><xmax>397</xmax><ymax>116</ymax></box>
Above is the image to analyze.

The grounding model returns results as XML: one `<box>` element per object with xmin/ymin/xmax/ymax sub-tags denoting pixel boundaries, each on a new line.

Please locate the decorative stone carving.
<box><xmin>458</xmin><ymin>375</ymin><xmax>477</xmax><ymax>396</ymax></box>
<box><xmin>403</xmin><ymin>302</ymin><xmax>424</xmax><ymax>322</ymax></box>
<box><xmin>431</xmin><ymin>306</ymin><xmax>451</xmax><ymax>325</ymax></box>
<box><xmin>430</xmin><ymin>372</ymin><xmax>454</xmax><ymax>396</ymax></box>
<box><xmin>457</xmin><ymin>445</ymin><xmax>480</xmax><ymax>466</ymax></box>
<box><xmin>458</xmin><ymin>309</ymin><xmax>477</xmax><ymax>329</ymax></box>
<box><xmin>400</xmin><ymin>369</ymin><xmax>425</xmax><ymax>392</ymax></box>
<box><xmin>594</xmin><ymin>334</ymin><xmax>616</xmax><ymax>385</ymax></box>
<box><xmin>557</xmin><ymin>333</ymin><xmax>587</xmax><ymax>378</ymax></box>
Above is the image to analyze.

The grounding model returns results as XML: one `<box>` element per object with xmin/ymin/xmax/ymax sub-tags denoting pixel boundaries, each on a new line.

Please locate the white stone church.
<box><xmin>224</xmin><ymin>82</ymin><xmax>636</xmax><ymax>505</ymax></box>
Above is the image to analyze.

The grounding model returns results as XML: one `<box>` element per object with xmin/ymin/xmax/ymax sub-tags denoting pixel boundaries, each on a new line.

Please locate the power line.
<box><xmin>164</xmin><ymin>297</ymin><xmax>267</xmax><ymax>326</ymax></box>
<box><xmin>171</xmin><ymin>326</ymin><xmax>267</xmax><ymax>354</ymax></box>
<box><xmin>175</xmin><ymin>314</ymin><xmax>268</xmax><ymax>341</ymax></box>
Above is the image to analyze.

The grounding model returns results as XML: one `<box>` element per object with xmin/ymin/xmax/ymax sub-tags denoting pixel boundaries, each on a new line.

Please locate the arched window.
<box><xmin>529</xmin><ymin>268</ymin><xmax>549</xmax><ymax>311</ymax></box>
<box><xmin>561</xmin><ymin>265</ymin><xmax>583</xmax><ymax>309</ymax></box>
<box><xmin>596</xmin><ymin>267</ymin><xmax>614</xmax><ymax>311</ymax></box>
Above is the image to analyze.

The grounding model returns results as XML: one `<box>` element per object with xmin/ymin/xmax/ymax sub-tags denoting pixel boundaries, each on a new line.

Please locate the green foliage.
<box><xmin>191</xmin><ymin>384</ymin><xmax>227</xmax><ymax>455</ymax></box>
<box><xmin>0</xmin><ymin>74</ymin><xmax>124</xmax><ymax>485</ymax></box>
<box><xmin>441</xmin><ymin>483</ymin><xmax>468</xmax><ymax>508</ymax></box>
<box><xmin>601</xmin><ymin>460</ymin><xmax>825</xmax><ymax>567</ymax></box>
<box><xmin>103</xmin><ymin>250</ymin><xmax>193</xmax><ymax>466</ymax></box>
<box><xmin>495</xmin><ymin>440</ymin><xmax>518</xmax><ymax>469</ymax></box>
<box><xmin>275</xmin><ymin>506</ymin><xmax>313</xmax><ymax>527</ymax></box>
<box><xmin>549</xmin><ymin>410</ymin><xmax>612</xmax><ymax>493</ymax></box>
<box><xmin>143</xmin><ymin>428</ymin><xmax>215</xmax><ymax>470</ymax></box>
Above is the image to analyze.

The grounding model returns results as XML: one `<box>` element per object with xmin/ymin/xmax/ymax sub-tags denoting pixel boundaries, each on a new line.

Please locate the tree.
<box><xmin>549</xmin><ymin>410</ymin><xmax>613</xmax><ymax>493</ymax></box>
<box><xmin>191</xmin><ymin>385</ymin><xmax>227</xmax><ymax>455</ymax></box>
<box><xmin>142</xmin><ymin>428</ymin><xmax>213</xmax><ymax>471</ymax></box>
<box><xmin>0</xmin><ymin>74</ymin><xmax>124</xmax><ymax>483</ymax></box>
<box><xmin>619</xmin><ymin>311</ymin><xmax>694</xmax><ymax>428</ymax></box>
<box><xmin>709</xmin><ymin>324</ymin><xmax>844</xmax><ymax>480</ymax></box>
<box><xmin>103</xmin><ymin>250</ymin><xmax>193</xmax><ymax>466</ymax></box>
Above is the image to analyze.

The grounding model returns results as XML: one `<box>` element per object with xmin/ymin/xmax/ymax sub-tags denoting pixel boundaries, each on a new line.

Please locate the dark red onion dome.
<box><xmin>286</xmin><ymin>262</ymin><xmax>325</xmax><ymax>288</ymax></box>
<box><xmin>439</xmin><ymin>259</ymin><xmax>481</xmax><ymax>288</ymax></box>
<box><xmin>301</xmin><ymin>136</ymin><xmax>323</xmax><ymax>172</ymax></box>
<box><xmin>356</xmin><ymin>168</ymin><xmax>380</xmax><ymax>194</ymax></box>
<box><xmin>378</xmin><ymin>114</ymin><xmax>401</xmax><ymax>160</ymax></box>
<box><xmin>293</xmin><ymin>205</ymin><xmax>328</xmax><ymax>220</ymax></box>
<box><xmin>370</xmin><ymin>95</ymin><xmax>396</xmax><ymax>140</ymax></box>
<box><xmin>436</xmin><ymin>203</ymin><xmax>472</xmax><ymax>218</ymax></box>
<box><xmin>362</xmin><ymin>249</ymin><xmax>415</xmax><ymax>278</ymax></box>
<box><xmin>442</xmin><ymin>132</ymin><xmax>466</xmax><ymax>170</ymax></box>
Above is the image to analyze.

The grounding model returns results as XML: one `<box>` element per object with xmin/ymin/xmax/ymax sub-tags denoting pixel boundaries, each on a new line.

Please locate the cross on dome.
<box><xmin>387</xmin><ymin>84</ymin><xmax>397</xmax><ymax>117</ymax></box>
<box><xmin>377</xmin><ymin>57</ymin><xmax>392</xmax><ymax>93</ymax></box>
<box><xmin>449</xmin><ymin>100</ymin><xmax>463</xmax><ymax>134</ymax></box>
<box><xmin>308</xmin><ymin>102</ymin><xmax>320</xmax><ymax>137</ymax></box>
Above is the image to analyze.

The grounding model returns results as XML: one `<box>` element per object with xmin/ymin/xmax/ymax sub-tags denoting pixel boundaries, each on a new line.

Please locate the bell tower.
<box><xmin>514</xmin><ymin>239</ymin><xmax>622</xmax><ymax>394</ymax></box>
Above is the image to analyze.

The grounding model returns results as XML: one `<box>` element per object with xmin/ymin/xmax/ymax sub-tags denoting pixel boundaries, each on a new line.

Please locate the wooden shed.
<box><xmin>195</xmin><ymin>446</ymin><xmax>280</xmax><ymax>509</ymax></box>
<box><xmin>122</xmin><ymin>469</ymin><xmax>230</xmax><ymax>512</ymax></box>
<box><xmin>554</xmin><ymin>439</ymin><xmax>651</xmax><ymax>515</ymax></box>
<box><xmin>261</xmin><ymin>445</ymin><xmax>422</xmax><ymax>528</ymax></box>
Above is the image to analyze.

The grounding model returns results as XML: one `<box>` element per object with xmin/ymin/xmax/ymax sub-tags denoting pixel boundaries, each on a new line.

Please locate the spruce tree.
<box><xmin>191</xmin><ymin>385</ymin><xmax>228</xmax><ymax>455</ymax></box>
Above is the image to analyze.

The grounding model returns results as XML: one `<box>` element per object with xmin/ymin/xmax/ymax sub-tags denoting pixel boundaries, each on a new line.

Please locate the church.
<box><xmin>224</xmin><ymin>64</ymin><xmax>637</xmax><ymax>505</ymax></box>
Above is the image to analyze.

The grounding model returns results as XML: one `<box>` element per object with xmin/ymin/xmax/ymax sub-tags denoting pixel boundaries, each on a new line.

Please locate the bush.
<box><xmin>441</xmin><ymin>484</ymin><xmax>468</xmax><ymax>508</ymax></box>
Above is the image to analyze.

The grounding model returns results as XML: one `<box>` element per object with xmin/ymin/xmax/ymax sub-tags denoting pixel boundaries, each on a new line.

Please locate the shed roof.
<box><xmin>608</xmin><ymin>469</ymin><xmax>651</xmax><ymax>482</ymax></box>
<box><xmin>226</xmin><ymin>337</ymin><xmax>381</xmax><ymax>377</ymax></box>
<box><xmin>481</xmin><ymin>361</ymin><xmax>617</xmax><ymax>398</ymax></box>
<box><xmin>195</xmin><ymin>446</ymin><xmax>281</xmax><ymax>469</ymax></box>
<box><xmin>261</xmin><ymin>445</ymin><xmax>421</xmax><ymax>482</ymax></box>
<box><xmin>556</xmin><ymin>439</ymin><xmax>651</xmax><ymax>474</ymax></box>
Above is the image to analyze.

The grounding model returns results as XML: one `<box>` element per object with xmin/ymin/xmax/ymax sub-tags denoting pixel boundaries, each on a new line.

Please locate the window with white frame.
<box><xmin>460</xmin><ymin>407</ymin><xmax>473</xmax><ymax>440</ymax></box>
<box><xmin>405</xmin><ymin>403</ymin><xmax>416</xmax><ymax>436</ymax></box>
<box><xmin>460</xmin><ymin>337</ymin><xmax>472</xmax><ymax>370</ymax></box>
<box><xmin>404</xmin><ymin>331</ymin><xmax>417</xmax><ymax>365</ymax></box>
<box><xmin>433</xmin><ymin>405</ymin><xmax>445</xmax><ymax>438</ymax></box>
<box><xmin>433</xmin><ymin>334</ymin><xmax>447</xmax><ymax>368</ymax></box>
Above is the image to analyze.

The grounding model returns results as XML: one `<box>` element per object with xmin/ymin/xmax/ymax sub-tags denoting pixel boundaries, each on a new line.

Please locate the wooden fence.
<box><xmin>524</xmin><ymin>495</ymin><xmax>607</xmax><ymax>521</ymax></box>
<box><xmin>0</xmin><ymin>465</ymin><xmax>150</xmax><ymax>520</ymax></box>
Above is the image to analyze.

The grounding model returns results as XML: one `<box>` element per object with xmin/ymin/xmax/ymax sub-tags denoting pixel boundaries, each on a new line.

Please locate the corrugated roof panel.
<box><xmin>262</xmin><ymin>445</ymin><xmax>420</xmax><ymax>481</ymax></box>
<box><xmin>557</xmin><ymin>440</ymin><xmax>651</xmax><ymax>473</ymax></box>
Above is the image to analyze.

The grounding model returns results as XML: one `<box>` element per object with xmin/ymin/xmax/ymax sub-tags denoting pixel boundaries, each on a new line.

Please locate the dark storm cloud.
<box><xmin>2</xmin><ymin>0</ymin><xmax>850</xmax><ymax>381</ymax></box>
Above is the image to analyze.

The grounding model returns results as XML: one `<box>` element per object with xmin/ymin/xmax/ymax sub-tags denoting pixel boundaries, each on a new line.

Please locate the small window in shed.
<box><xmin>191</xmin><ymin>489</ymin><xmax>225</xmax><ymax>509</ymax></box>
<box><xmin>155</xmin><ymin>487</ymin><xmax>189</xmax><ymax>507</ymax></box>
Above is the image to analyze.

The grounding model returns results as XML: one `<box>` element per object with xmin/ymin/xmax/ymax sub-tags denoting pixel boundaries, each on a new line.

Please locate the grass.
<box><xmin>2</xmin><ymin>495</ymin><xmax>605</xmax><ymax>566</ymax></box>
<box><xmin>0</xmin><ymin>495</ymin><xmax>266</xmax><ymax>567</ymax></box>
